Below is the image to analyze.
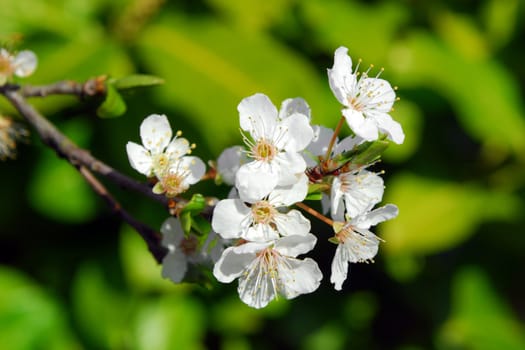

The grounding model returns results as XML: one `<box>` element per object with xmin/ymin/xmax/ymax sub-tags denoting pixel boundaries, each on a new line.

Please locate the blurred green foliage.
<box><xmin>1</xmin><ymin>0</ymin><xmax>525</xmax><ymax>349</ymax></box>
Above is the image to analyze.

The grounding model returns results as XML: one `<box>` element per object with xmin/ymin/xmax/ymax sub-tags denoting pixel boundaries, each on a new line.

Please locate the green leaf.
<box><xmin>97</xmin><ymin>83</ymin><xmax>127</xmax><ymax>118</ymax></box>
<box><xmin>111</xmin><ymin>74</ymin><xmax>164</xmax><ymax>90</ymax></box>
<box><xmin>132</xmin><ymin>295</ymin><xmax>205</xmax><ymax>350</ymax></box>
<box><xmin>305</xmin><ymin>192</ymin><xmax>323</xmax><ymax>201</ymax></box>
<box><xmin>343</xmin><ymin>139</ymin><xmax>390</xmax><ymax>166</ymax></box>
<box><xmin>191</xmin><ymin>215</ymin><xmax>212</xmax><ymax>236</ymax></box>
<box><xmin>381</xmin><ymin>173</ymin><xmax>521</xmax><ymax>256</ymax></box>
<box><xmin>180</xmin><ymin>194</ymin><xmax>207</xmax><ymax>215</ymax></box>
<box><xmin>0</xmin><ymin>266</ymin><xmax>78</xmax><ymax>350</ymax></box>
<box><xmin>437</xmin><ymin>267</ymin><xmax>525</xmax><ymax>350</ymax></box>
<box><xmin>136</xmin><ymin>16</ymin><xmax>336</xmax><ymax>152</ymax></box>
<box><xmin>389</xmin><ymin>32</ymin><xmax>525</xmax><ymax>156</ymax></box>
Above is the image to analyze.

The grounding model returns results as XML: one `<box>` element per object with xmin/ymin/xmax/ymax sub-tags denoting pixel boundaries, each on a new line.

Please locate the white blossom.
<box><xmin>152</xmin><ymin>155</ymin><xmax>206</xmax><ymax>197</ymax></box>
<box><xmin>236</xmin><ymin>93</ymin><xmax>314</xmax><ymax>202</ymax></box>
<box><xmin>160</xmin><ymin>217</ymin><xmax>202</xmax><ymax>283</ymax></box>
<box><xmin>0</xmin><ymin>49</ymin><xmax>37</xmax><ymax>85</ymax></box>
<box><xmin>213</xmin><ymin>234</ymin><xmax>322</xmax><ymax>309</ymax></box>
<box><xmin>330</xmin><ymin>204</ymin><xmax>398</xmax><ymax>290</ymax></box>
<box><xmin>328</xmin><ymin>46</ymin><xmax>404</xmax><ymax>144</ymax></box>
<box><xmin>331</xmin><ymin>169</ymin><xmax>384</xmax><ymax>221</ymax></box>
<box><xmin>216</xmin><ymin>145</ymin><xmax>247</xmax><ymax>186</ymax></box>
<box><xmin>126</xmin><ymin>114</ymin><xmax>193</xmax><ymax>177</ymax></box>
<box><xmin>212</xmin><ymin>174</ymin><xmax>310</xmax><ymax>242</ymax></box>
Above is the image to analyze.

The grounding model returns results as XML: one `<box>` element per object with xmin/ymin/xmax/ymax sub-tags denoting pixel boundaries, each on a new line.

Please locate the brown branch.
<box><xmin>20</xmin><ymin>76</ymin><xmax>107</xmax><ymax>98</ymax></box>
<box><xmin>2</xmin><ymin>88</ymin><xmax>169</xmax><ymax>207</ymax></box>
<box><xmin>0</xmin><ymin>84</ymin><xmax>173</xmax><ymax>263</ymax></box>
<box><xmin>78</xmin><ymin>166</ymin><xmax>168</xmax><ymax>263</ymax></box>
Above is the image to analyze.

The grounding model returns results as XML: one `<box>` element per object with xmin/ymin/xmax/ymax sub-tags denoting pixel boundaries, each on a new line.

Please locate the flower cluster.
<box><xmin>0</xmin><ymin>48</ymin><xmax>37</xmax><ymax>85</ymax></box>
<box><xmin>126</xmin><ymin>46</ymin><xmax>404</xmax><ymax>308</ymax></box>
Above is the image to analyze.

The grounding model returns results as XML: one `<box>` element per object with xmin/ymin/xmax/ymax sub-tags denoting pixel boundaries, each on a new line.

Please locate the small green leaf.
<box><xmin>338</xmin><ymin>139</ymin><xmax>390</xmax><ymax>166</ymax></box>
<box><xmin>304</xmin><ymin>192</ymin><xmax>323</xmax><ymax>201</ymax></box>
<box><xmin>191</xmin><ymin>215</ymin><xmax>212</xmax><ymax>236</ymax></box>
<box><xmin>111</xmin><ymin>74</ymin><xmax>165</xmax><ymax>90</ymax></box>
<box><xmin>96</xmin><ymin>83</ymin><xmax>127</xmax><ymax>118</ymax></box>
<box><xmin>180</xmin><ymin>211</ymin><xmax>192</xmax><ymax>235</ymax></box>
<box><xmin>180</xmin><ymin>194</ymin><xmax>207</xmax><ymax>216</ymax></box>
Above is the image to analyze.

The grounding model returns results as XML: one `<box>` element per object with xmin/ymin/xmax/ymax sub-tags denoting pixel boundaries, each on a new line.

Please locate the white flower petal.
<box><xmin>330</xmin><ymin>244</ymin><xmax>350</xmax><ymax>291</ymax></box>
<box><xmin>162</xmin><ymin>250</ymin><xmax>187</xmax><ymax>283</ymax></box>
<box><xmin>213</xmin><ymin>246</ymin><xmax>257</xmax><ymax>283</ymax></box>
<box><xmin>126</xmin><ymin>141</ymin><xmax>153</xmax><ymax>176</ymax></box>
<box><xmin>274</xmin><ymin>233</ymin><xmax>317</xmax><ymax>257</ymax></box>
<box><xmin>333</xmin><ymin>134</ymin><xmax>363</xmax><ymax>155</ymax></box>
<box><xmin>217</xmin><ymin>145</ymin><xmax>246</xmax><ymax>186</ymax></box>
<box><xmin>244</xmin><ymin>223</ymin><xmax>279</xmax><ymax>242</ymax></box>
<box><xmin>177</xmin><ymin>156</ymin><xmax>206</xmax><ymax>185</ymax></box>
<box><xmin>338</xmin><ymin>170</ymin><xmax>384</xmax><ymax>219</ymax></box>
<box><xmin>328</xmin><ymin>46</ymin><xmax>356</xmax><ymax>106</ymax></box>
<box><xmin>268</xmin><ymin>173</ymin><xmax>308</xmax><ymax>206</ymax></box>
<box><xmin>368</xmin><ymin>111</ymin><xmax>405</xmax><ymax>145</ymax></box>
<box><xmin>212</xmin><ymin>199</ymin><xmax>251</xmax><ymax>239</ymax></box>
<box><xmin>330</xmin><ymin>176</ymin><xmax>346</xmax><ymax>221</ymax></box>
<box><xmin>274</xmin><ymin>152</ymin><xmax>307</xmax><ymax>186</ymax></box>
<box><xmin>354</xmin><ymin>204</ymin><xmax>399</xmax><ymax>229</ymax></box>
<box><xmin>277</xmin><ymin>114</ymin><xmax>314</xmax><ymax>152</ymax></box>
<box><xmin>304</xmin><ymin>125</ymin><xmax>334</xmax><ymax>166</ymax></box>
<box><xmin>360</xmin><ymin>78</ymin><xmax>396</xmax><ymax>113</ymax></box>
<box><xmin>161</xmin><ymin>217</ymin><xmax>185</xmax><ymax>246</ymax></box>
<box><xmin>166</xmin><ymin>137</ymin><xmax>190</xmax><ymax>160</ymax></box>
<box><xmin>279</xmin><ymin>97</ymin><xmax>311</xmax><ymax>120</ymax></box>
<box><xmin>13</xmin><ymin>50</ymin><xmax>37</xmax><ymax>77</ymax></box>
<box><xmin>238</xmin><ymin>93</ymin><xmax>278</xmax><ymax>139</ymax></box>
<box><xmin>278</xmin><ymin>257</ymin><xmax>322</xmax><ymax>299</ymax></box>
<box><xmin>140</xmin><ymin>114</ymin><xmax>172</xmax><ymax>154</ymax></box>
<box><xmin>236</xmin><ymin>162</ymin><xmax>278</xmax><ymax>202</ymax></box>
<box><xmin>237</xmin><ymin>256</ymin><xmax>277</xmax><ymax>309</ymax></box>
<box><xmin>343</xmin><ymin>108</ymin><xmax>379</xmax><ymax>141</ymax></box>
<box><xmin>274</xmin><ymin>210</ymin><xmax>311</xmax><ymax>237</ymax></box>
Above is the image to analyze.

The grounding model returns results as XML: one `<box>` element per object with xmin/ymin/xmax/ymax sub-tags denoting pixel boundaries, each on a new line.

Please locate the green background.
<box><xmin>1</xmin><ymin>0</ymin><xmax>525</xmax><ymax>349</ymax></box>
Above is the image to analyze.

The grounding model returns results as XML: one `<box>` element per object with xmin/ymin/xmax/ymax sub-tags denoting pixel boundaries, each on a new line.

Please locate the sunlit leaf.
<box><xmin>132</xmin><ymin>295</ymin><xmax>205</xmax><ymax>350</ymax></box>
<box><xmin>136</xmin><ymin>16</ymin><xmax>335</xmax><ymax>151</ymax></box>
<box><xmin>120</xmin><ymin>225</ymin><xmax>180</xmax><ymax>293</ymax></box>
<box><xmin>389</xmin><ymin>33</ymin><xmax>525</xmax><ymax>156</ymax></box>
<box><xmin>111</xmin><ymin>74</ymin><xmax>164</xmax><ymax>90</ymax></box>
<box><xmin>437</xmin><ymin>267</ymin><xmax>525</xmax><ymax>349</ymax></box>
<box><xmin>300</xmin><ymin>0</ymin><xmax>409</xmax><ymax>61</ymax></box>
<box><xmin>382</xmin><ymin>173</ymin><xmax>521</xmax><ymax>256</ymax></box>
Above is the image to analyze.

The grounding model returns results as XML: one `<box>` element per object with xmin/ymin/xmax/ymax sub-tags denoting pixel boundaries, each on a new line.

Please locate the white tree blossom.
<box><xmin>126</xmin><ymin>114</ymin><xmax>193</xmax><ymax>177</ymax></box>
<box><xmin>236</xmin><ymin>93</ymin><xmax>314</xmax><ymax>202</ymax></box>
<box><xmin>212</xmin><ymin>174</ymin><xmax>310</xmax><ymax>242</ymax></box>
<box><xmin>331</xmin><ymin>169</ymin><xmax>384</xmax><ymax>221</ymax></box>
<box><xmin>213</xmin><ymin>234</ymin><xmax>322</xmax><ymax>309</ymax></box>
<box><xmin>0</xmin><ymin>49</ymin><xmax>37</xmax><ymax>85</ymax></box>
<box><xmin>328</xmin><ymin>46</ymin><xmax>404</xmax><ymax>144</ymax></box>
<box><xmin>330</xmin><ymin>204</ymin><xmax>398</xmax><ymax>290</ymax></box>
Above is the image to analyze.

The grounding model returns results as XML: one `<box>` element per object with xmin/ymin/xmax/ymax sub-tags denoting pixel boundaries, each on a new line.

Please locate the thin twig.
<box><xmin>2</xmin><ymin>88</ymin><xmax>169</xmax><ymax>207</ymax></box>
<box><xmin>78</xmin><ymin>166</ymin><xmax>168</xmax><ymax>263</ymax></box>
<box><xmin>20</xmin><ymin>76</ymin><xmax>107</xmax><ymax>98</ymax></box>
<box><xmin>0</xmin><ymin>85</ymin><xmax>173</xmax><ymax>263</ymax></box>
